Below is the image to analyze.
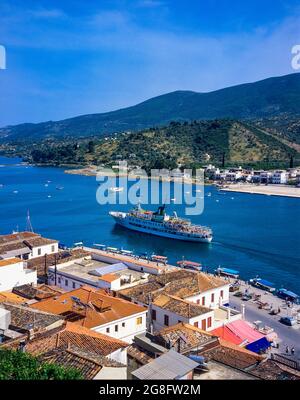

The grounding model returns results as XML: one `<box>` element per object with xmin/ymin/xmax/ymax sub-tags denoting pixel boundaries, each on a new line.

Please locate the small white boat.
<box><xmin>196</xmin><ymin>189</ymin><xmax>202</xmax><ymax>193</ymax></box>
<box><xmin>207</xmin><ymin>192</ymin><xmax>212</xmax><ymax>197</ymax></box>
<box><xmin>47</xmin><ymin>195</ymin><xmax>52</xmax><ymax>198</ymax></box>
<box><xmin>171</xmin><ymin>198</ymin><xmax>176</xmax><ymax>202</ymax></box>
<box><xmin>56</xmin><ymin>185</ymin><xmax>64</xmax><ymax>190</ymax></box>
<box><xmin>216</xmin><ymin>199</ymin><xmax>219</xmax><ymax>202</ymax></box>
<box><xmin>13</xmin><ymin>190</ymin><xmax>18</xmax><ymax>194</ymax></box>
<box><xmin>44</xmin><ymin>184</ymin><xmax>49</xmax><ymax>187</ymax></box>
<box><xmin>109</xmin><ymin>187</ymin><xmax>124</xmax><ymax>192</ymax></box>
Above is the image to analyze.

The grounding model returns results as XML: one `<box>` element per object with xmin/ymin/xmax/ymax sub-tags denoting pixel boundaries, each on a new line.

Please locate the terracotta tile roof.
<box><xmin>250</xmin><ymin>359</ymin><xmax>300</xmax><ymax>380</ymax></box>
<box><xmin>30</xmin><ymin>286</ymin><xmax>146</xmax><ymax>328</ymax></box>
<box><xmin>39</xmin><ymin>342</ymin><xmax>126</xmax><ymax>379</ymax></box>
<box><xmin>0</xmin><ymin>258</ymin><xmax>22</xmax><ymax>267</ymax></box>
<box><xmin>118</xmin><ymin>281</ymin><xmax>164</xmax><ymax>304</ymax></box>
<box><xmin>0</xmin><ymin>302</ymin><xmax>64</xmax><ymax>332</ymax></box>
<box><xmin>127</xmin><ymin>344</ymin><xmax>153</xmax><ymax>365</ymax></box>
<box><xmin>0</xmin><ymin>242</ymin><xmax>30</xmax><ymax>254</ymax></box>
<box><xmin>202</xmin><ymin>338</ymin><xmax>263</xmax><ymax>370</ymax></box>
<box><xmin>0</xmin><ymin>232</ymin><xmax>57</xmax><ymax>258</ymax></box>
<box><xmin>0</xmin><ymin>232</ymin><xmax>38</xmax><ymax>245</ymax></box>
<box><xmin>13</xmin><ymin>284</ymin><xmax>64</xmax><ymax>300</ymax></box>
<box><xmin>0</xmin><ymin>291</ymin><xmax>28</xmax><ymax>304</ymax></box>
<box><xmin>118</xmin><ymin>270</ymin><xmax>227</xmax><ymax>304</ymax></box>
<box><xmin>153</xmin><ymin>294</ymin><xmax>211</xmax><ymax>318</ymax></box>
<box><xmin>156</xmin><ymin>323</ymin><xmax>218</xmax><ymax>351</ymax></box>
<box><xmin>39</xmin><ymin>347</ymin><xmax>103</xmax><ymax>379</ymax></box>
<box><xmin>162</xmin><ymin>271</ymin><xmax>227</xmax><ymax>299</ymax></box>
<box><xmin>23</xmin><ymin>237</ymin><xmax>57</xmax><ymax>248</ymax></box>
<box><xmin>22</xmin><ymin>322</ymin><xmax>128</xmax><ymax>357</ymax></box>
<box><xmin>59</xmin><ymin>322</ymin><xmax>128</xmax><ymax>356</ymax></box>
<box><xmin>27</xmin><ymin>248</ymin><xmax>91</xmax><ymax>277</ymax></box>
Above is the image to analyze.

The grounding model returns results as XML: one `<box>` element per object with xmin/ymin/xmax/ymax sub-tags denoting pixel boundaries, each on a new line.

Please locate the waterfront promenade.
<box><xmin>229</xmin><ymin>283</ymin><xmax>300</xmax><ymax>360</ymax></box>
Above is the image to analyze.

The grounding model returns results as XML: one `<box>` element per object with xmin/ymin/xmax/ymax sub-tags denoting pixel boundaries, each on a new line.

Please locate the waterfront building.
<box><xmin>271</xmin><ymin>170</ymin><xmax>288</xmax><ymax>184</ymax></box>
<box><xmin>47</xmin><ymin>253</ymin><xmax>153</xmax><ymax>292</ymax></box>
<box><xmin>30</xmin><ymin>285</ymin><xmax>147</xmax><ymax>343</ymax></box>
<box><xmin>118</xmin><ymin>269</ymin><xmax>240</xmax><ymax>331</ymax></box>
<box><xmin>150</xmin><ymin>293</ymin><xmax>215</xmax><ymax>332</ymax></box>
<box><xmin>0</xmin><ymin>231</ymin><xmax>58</xmax><ymax>260</ymax></box>
<box><xmin>0</xmin><ymin>258</ymin><xmax>37</xmax><ymax>292</ymax></box>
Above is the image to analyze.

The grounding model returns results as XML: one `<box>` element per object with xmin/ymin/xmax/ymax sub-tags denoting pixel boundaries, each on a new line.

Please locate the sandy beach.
<box><xmin>220</xmin><ymin>184</ymin><xmax>300</xmax><ymax>198</ymax></box>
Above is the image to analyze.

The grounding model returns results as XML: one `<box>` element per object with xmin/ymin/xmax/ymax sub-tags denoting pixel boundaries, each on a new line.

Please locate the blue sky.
<box><xmin>0</xmin><ymin>0</ymin><xmax>300</xmax><ymax>126</ymax></box>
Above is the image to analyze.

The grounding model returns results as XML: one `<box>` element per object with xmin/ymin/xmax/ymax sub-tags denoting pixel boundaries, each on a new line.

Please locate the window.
<box><xmin>194</xmin><ymin>322</ymin><xmax>199</xmax><ymax>328</ymax></box>
<box><xmin>65</xmin><ymin>279</ymin><xmax>68</xmax><ymax>286</ymax></box>
<box><xmin>37</xmin><ymin>248</ymin><xmax>41</xmax><ymax>256</ymax></box>
<box><xmin>51</xmin><ymin>245</ymin><xmax>55</xmax><ymax>252</ymax></box>
<box><xmin>196</xmin><ymin>299</ymin><xmax>200</xmax><ymax>304</ymax></box>
<box><xmin>178</xmin><ymin>320</ymin><xmax>182</xmax><ymax>324</ymax></box>
<box><xmin>115</xmin><ymin>325</ymin><xmax>118</xmax><ymax>332</ymax></box>
<box><xmin>72</xmin><ymin>282</ymin><xmax>76</xmax><ymax>289</ymax></box>
<box><xmin>201</xmin><ymin>319</ymin><xmax>207</xmax><ymax>331</ymax></box>
<box><xmin>164</xmin><ymin>315</ymin><xmax>169</xmax><ymax>326</ymax></box>
<box><xmin>106</xmin><ymin>327</ymin><xmax>110</xmax><ymax>333</ymax></box>
<box><xmin>211</xmin><ymin>293</ymin><xmax>215</xmax><ymax>303</ymax></box>
<box><xmin>151</xmin><ymin>309</ymin><xmax>156</xmax><ymax>321</ymax></box>
<box><xmin>122</xmin><ymin>322</ymin><xmax>125</xmax><ymax>328</ymax></box>
<box><xmin>202</xmin><ymin>297</ymin><xmax>205</xmax><ymax>306</ymax></box>
<box><xmin>220</xmin><ymin>290</ymin><xmax>224</xmax><ymax>298</ymax></box>
<box><xmin>58</xmin><ymin>277</ymin><xmax>61</xmax><ymax>284</ymax></box>
<box><xmin>207</xmin><ymin>317</ymin><xmax>212</xmax><ymax>328</ymax></box>
<box><xmin>136</xmin><ymin>317</ymin><xmax>143</xmax><ymax>326</ymax></box>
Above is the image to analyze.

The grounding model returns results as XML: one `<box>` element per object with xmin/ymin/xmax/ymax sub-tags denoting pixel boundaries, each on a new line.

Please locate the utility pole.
<box><xmin>44</xmin><ymin>254</ymin><xmax>47</xmax><ymax>284</ymax></box>
<box><xmin>54</xmin><ymin>254</ymin><xmax>57</xmax><ymax>286</ymax></box>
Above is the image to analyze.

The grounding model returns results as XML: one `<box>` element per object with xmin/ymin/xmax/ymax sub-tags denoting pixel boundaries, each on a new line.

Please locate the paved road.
<box><xmin>230</xmin><ymin>295</ymin><xmax>300</xmax><ymax>361</ymax></box>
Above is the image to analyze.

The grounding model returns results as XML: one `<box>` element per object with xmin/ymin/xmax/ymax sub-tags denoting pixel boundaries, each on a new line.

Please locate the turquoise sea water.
<box><xmin>0</xmin><ymin>156</ymin><xmax>299</xmax><ymax>292</ymax></box>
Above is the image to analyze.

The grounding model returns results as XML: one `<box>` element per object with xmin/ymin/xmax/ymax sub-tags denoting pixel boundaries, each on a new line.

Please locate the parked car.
<box><xmin>279</xmin><ymin>316</ymin><xmax>297</xmax><ymax>326</ymax></box>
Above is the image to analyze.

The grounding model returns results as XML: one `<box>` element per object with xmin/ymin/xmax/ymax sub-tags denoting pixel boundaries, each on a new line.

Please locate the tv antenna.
<box><xmin>26</xmin><ymin>210</ymin><xmax>34</xmax><ymax>232</ymax></box>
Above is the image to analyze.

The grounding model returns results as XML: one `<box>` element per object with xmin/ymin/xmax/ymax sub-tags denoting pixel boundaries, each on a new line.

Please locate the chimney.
<box><xmin>18</xmin><ymin>340</ymin><xmax>26</xmax><ymax>352</ymax></box>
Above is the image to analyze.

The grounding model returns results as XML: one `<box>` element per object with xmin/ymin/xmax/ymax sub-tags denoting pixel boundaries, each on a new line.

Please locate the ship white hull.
<box><xmin>110</xmin><ymin>213</ymin><xmax>212</xmax><ymax>243</ymax></box>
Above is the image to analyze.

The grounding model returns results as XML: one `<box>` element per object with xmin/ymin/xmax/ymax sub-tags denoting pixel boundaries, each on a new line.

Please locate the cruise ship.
<box><xmin>109</xmin><ymin>204</ymin><xmax>213</xmax><ymax>243</ymax></box>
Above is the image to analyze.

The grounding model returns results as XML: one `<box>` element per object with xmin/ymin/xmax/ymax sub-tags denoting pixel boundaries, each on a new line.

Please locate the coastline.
<box><xmin>64</xmin><ymin>166</ymin><xmax>207</xmax><ymax>185</ymax></box>
<box><xmin>220</xmin><ymin>184</ymin><xmax>300</xmax><ymax>198</ymax></box>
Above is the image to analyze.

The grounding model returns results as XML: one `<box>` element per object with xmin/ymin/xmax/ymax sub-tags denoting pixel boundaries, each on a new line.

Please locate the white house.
<box><xmin>0</xmin><ymin>232</ymin><xmax>58</xmax><ymax>260</ymax></box>
<box><xmin>271</xmin><ymin>170</ymin><xmax>288</xmax><ymax>184</ymax></box>
<box><xmin>150</xmin><ymin>294</ymin><xmax>215</xmax><ymax>332</ymax></box>
<box><xmin>30</xmin><ymin>285</ymin><xmax>147</xmax><ymax>344</ymax></box>
<box><xmin>0</xmin><ymin>258</ymin><xmax>37</xmax><ymax>292</ymax></box>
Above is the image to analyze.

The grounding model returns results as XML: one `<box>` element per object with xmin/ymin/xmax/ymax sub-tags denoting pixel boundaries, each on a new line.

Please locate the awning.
<box><xmin>212</xmin><ymin>325</ymin><xmax>244</xmax><ymax>345</ymax></box>
<box><xmin>246</xmin><ymin>337</ymin><xmax>271</xmax><ymax>353</ymax></box>
<box><xmin>212</xmin><ymin>320</ymin><xmax>264</xmax><ymax>346</ymax></box>
<box><xmin>226</xmin><ymin>320</ymin><xmax>264</xmax><ymax>343</ymax></box>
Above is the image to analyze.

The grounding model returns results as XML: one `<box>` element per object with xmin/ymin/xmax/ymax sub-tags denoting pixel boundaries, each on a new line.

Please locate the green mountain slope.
<box><xmin>1</xmin><ymin>73</ymin><xmax>300</xmax><ymax>141</ymax></box>
<box><xmin>24</xmin><ymin>120</ymin><xmax>298</xmax><ymax>170</ymax></box>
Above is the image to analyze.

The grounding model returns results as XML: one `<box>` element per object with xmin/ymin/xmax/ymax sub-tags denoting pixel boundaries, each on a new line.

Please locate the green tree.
<box><xmin>0</xmin><ymin>349</ymin><xmax>83</xmax><ymax>380</ymax></box>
